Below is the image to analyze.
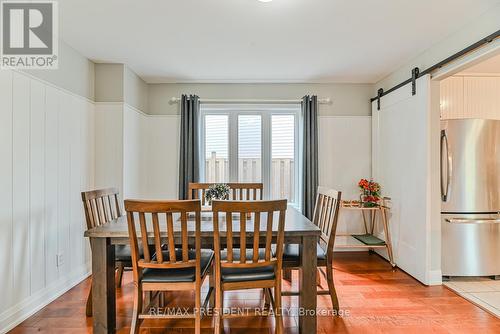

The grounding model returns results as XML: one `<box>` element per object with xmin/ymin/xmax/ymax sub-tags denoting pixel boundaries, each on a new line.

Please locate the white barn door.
<box><xmin>372</xmin><ymin>74</ymin><xmax>441</xmax><ymax>285</ymax></box>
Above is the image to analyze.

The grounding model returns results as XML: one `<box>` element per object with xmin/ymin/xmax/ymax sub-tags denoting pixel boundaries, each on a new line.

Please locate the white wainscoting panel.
<box><xmin>145</xmin><ymin>115</ymin><xmax>180</xmax><ymax>200</ymax></box>
<box><xmin>440</xmin><ymin>75</ymin><xmax>500</xmax><ymax>120</ymax></box>
<box><xmin>94</xmin><ymin>103</ymin><xmax>124</xmax><ymax>195</ymax></box>
<box><xmin>0</xmin><ymin>71</ymin><xmax>94</xmax><ymax>333</ymax></box>
<box><xmin>29</xmin><ymin>79</ymin><xmax>46</xmax><ymax>295</ymax></box>
<box><xmin>318</xmin><ymin>116</ymin><xmax>372</xmax><ymax>245</ymax></box>
<box><xmin>12</xmin><ymin>72</ymin><xmax>31</xmax><ymax>302</ymax></box>
<box><xmin>463</xmin><ymin>76</ymin><xmax>500</xmax><ymax>119</ymax></box>
<box><xmin>0</xmin><ymin>70</ymin><xmax>14</xmax><ymax>314</ymax></box>
<box><xmin>44</xmin><ymin>85</ymin><xmax>60</xmax><ymax>286</ymax></box>
<box><xmin>123</xmin><ymin>105</ymin><xmax>148</xmax><ymax>198</ymax></box>
<box><xmin>440</xmin><ymin>76</ymin><xmax>464</xmax><ymax>119</ymax></box>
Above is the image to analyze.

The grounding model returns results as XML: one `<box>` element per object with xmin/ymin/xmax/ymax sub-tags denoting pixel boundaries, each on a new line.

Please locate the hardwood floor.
<box><xmin>10</xmin><ymin>252</ymin><xmax>500</xmax><ymax>333</ymax></box>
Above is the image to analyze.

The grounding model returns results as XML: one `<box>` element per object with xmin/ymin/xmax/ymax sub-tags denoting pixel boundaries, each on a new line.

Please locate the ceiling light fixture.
<box><xmin>257</xmin><ymin>0</ymin><xmax>273</xmax><ymax>2</ymax></box>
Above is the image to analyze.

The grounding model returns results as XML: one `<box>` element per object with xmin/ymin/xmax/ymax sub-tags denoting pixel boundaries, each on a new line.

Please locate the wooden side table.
<box><xmin>336</xmin><ymin>198</ymin><xmax>395</xmax><ymax>267</ymax></box>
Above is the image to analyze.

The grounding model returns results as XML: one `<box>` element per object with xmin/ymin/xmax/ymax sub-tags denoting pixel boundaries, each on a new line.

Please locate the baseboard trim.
<box><xmin>0</xmin><ymin>263</ymin><xmax>91</xmax><ymax>334</ymax></box>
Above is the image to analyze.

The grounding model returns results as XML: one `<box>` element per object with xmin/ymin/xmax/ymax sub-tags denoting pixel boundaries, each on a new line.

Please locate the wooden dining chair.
<box><xmin>187</xmin><ymin>182</ymin><xmax>263</xmax><ymax>205</ymax></box>
<box><xmin>226</xmin><ymin>183</ymin><xmax>264</xmax><ymax>201</ymax></box>
<box><xmin>211</xmin><ymin>199</ymin><xmax>287</xmax><ymax>334</ymax></box>
<box><xmin>81</xmin><ymin>187</ymin><xmax>129</xmax><ymax>317</ymax></box>
<box><xmin>281</xmin><ymin>186</ymin><xmax>342</xmax><ymax>313</ymax></box>
<box><xmin>124</xmin><ymin>199</ymin><xmax>214</xmax><ymax>334</ymax></box>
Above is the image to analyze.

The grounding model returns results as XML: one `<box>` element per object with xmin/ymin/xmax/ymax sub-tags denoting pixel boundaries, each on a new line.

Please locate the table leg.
<box><xmin>370</xmin><ymin>210</ymin><xmax>376</xmax><ymax>235</ymax></box>
<box><xmin>381</xmin><ymin>208</ymin><xmax>395</xmax><ymax>267</ymax></box>
<box><xmin>91</xmin><ymin>237</ymin><xmax>116</xmax><ymax>334</ymax></box>
<box><xmin>361</xmin><ymin>211</ymin><xmax>369</xmax><ymax>234</ymax></box>
<box><xmin>299</xmin><ymin>235</ymin><xmax>317</xmax><ymax>333</ymax></box>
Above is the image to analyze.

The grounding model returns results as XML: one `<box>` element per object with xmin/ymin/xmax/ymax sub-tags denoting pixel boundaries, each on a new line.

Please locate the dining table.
<box><xmin>84</xmin><ymin>206</ymin><xmax>321</xmax><ymax>334</ymax></box>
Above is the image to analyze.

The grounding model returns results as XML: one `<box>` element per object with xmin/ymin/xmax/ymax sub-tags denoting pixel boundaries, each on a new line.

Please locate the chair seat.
<box><xmin>282</xmin><ymin>243</ymin><xmax>327</xmax><ymax>263</ymax></box>
<box><xmin>141</xmin><ymin>249</ymin><xmax>214</xmax><ymax>283</ymax></box>
<box><xmin>115</xmin><ymin>245</ymin><xmax>133</xmax><ymax>262</ymax></box>
<box><xmin>221</xmin><ymin>249</ymin><xmax>275</xmax><ymax>283</ymax></box>
<box><xmin>115</xmin><ymin>244</ymin><xmax>153</xmax><ymax>263</ymax></box>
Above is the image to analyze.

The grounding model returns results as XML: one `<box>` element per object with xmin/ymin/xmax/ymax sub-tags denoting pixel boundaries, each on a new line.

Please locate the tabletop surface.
<box><xmin>84</xmin><ymin>206</ymin><xmax>320</xmax><ymax>238</ymax></box>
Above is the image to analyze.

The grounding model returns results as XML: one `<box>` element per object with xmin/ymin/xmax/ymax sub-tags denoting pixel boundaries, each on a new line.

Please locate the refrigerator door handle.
<box><xmin>441</xmin><ymin>130</ymin><xmax>452</xmax><ymax>201</ymax></box>
<box><xmin>446</xmin><ymin>218</ymin><xmax>500</xmax><ymax>224</ymax></box>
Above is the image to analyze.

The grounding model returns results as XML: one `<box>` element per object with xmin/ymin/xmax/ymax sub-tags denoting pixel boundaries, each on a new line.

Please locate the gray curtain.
<box><xmin>302</xmin><ymin>95</ymin><xmax>318</xmax><ymax>220</ymax></box>
<box><xmin>178</xmin><ymin>94</ymin><xmax>200</xmax><ymax>199</ymax></box>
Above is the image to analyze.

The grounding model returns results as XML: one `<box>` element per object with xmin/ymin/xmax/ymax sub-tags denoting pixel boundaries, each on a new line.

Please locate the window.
<box><xmin>201</xmin><ymin>105</ymin><xmax>301</xmax><ymax>205</ymax></box>
<box><xmin>272</xmin><ymin>115</ymin><xmax>296</xmax><ymax>201</ymax></box>
<box><xmin>238</xmin><ymin>115</ymin><xmax>262</xmax><ymax>182</ymax></box>
<box><xmin>204</xmin><ymin>115</ymin><xmax>228</xmax><ymax>183</ymax></box>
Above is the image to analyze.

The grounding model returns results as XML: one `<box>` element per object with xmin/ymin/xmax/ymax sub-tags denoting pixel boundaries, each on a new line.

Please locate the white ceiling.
<box><xmin>60</xmin><ymin>0</ymin><xmax>499</xmax><ymax>83</ymax></box>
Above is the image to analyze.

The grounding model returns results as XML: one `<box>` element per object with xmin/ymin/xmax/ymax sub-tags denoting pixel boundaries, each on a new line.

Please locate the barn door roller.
<box><xmin>377</xmin><ymin>88</ymin><xmax>383</xmax><ymax>110</ymax></box>
<box><xmin>411</xmin><ymin>67</ymin><xmax>420</xmax><ymax>96</ymax></box>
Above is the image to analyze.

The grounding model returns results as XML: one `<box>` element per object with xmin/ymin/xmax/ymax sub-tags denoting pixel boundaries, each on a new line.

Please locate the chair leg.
<box><xmin>159</xmin><ymin>291</ymin><xmax>165</xmax><ymax>307</ymax></box>
<box><xmin>274</xmin><ymin>282</ymin><xmax>283</xmax><ymax>334</ymax></box>
<box><xmin>116</xmin><ymin>263</ymin><xmax>124</xmax><ymax>288</ymax></box>
<box><xmin>209</xmin><ymin>270</ymin><xmax>215</xmax><ymax>308</ymax></box>
<box><xmin>317</xmin><ymin>269</ymin><xmax>322</xmax><ymax>287</ymax></box>
<box><xmin>283</xmin><ymin>268</ymin><xmax>292</xmax><ymax>281</ymax></box>
<box><xmin>195</xmin><ymin>284</ymin><xmax>201</xmax><ymax>334</ymax></box>
<box><xmin>85</xmin><ymin>285</ymin><xmax>92</xmax><ymax>317</ymax></box>
<box><xmin>263</xmin><ymin>288</ymin><xmax>271</xmax><ymax>309</ymax></box>
<box><xmin>326</xmin><ymin>263</ymin><xmax>340</xmax><ymax>313</ymax></box>
<box><xmin>130</xmin><ymin>284</ymin><xmax>143</xmax><ymax>334</ymax></box>
<box><xmin>214</xmin><ymin>285</ymin><xmax>222</xmax><ymax>334</ymax></box>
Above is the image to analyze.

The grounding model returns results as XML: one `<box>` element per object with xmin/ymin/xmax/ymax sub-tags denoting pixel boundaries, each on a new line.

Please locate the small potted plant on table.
<box><xmin>205</xmin><ymin>183</ymin><xmax>230</xmax><ymax>205</ymax></box>
<box><xmin>358</xmin><ymin>179</ymin><xmax>381</xmax><ymax>207</ymax></box>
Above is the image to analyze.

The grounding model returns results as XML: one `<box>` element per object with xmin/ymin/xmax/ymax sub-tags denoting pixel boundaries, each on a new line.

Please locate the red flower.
<box><xmin>358</xmin><ymin>178</ymin><xmax>381</xmax><ymax>199</ymax></box>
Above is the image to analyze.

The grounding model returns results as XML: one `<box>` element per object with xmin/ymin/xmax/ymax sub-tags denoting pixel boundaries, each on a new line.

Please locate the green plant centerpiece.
<box><xmin>205</xmin><ymin>183</ymin><xmax>230</xmax><ymax>205</ymax></box>
<box><xmin>358</xmin><ymin>178</ymin><xmax>381</xmax><ymax>207</ymax></box>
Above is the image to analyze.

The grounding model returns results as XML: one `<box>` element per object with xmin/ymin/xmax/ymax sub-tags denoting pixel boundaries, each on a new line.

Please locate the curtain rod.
<box><xmin>371</xmin><ymin>29</ymin><xmax>500</xmax><ymax>103</ymax></box>
<box><xmin>169</xmin><ymin>97</ymin><xmax>331</xmax><ymax>105</ymax></box>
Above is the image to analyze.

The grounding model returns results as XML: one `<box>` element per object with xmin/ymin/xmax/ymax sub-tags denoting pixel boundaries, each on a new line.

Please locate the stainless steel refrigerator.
<box><xmin>441</xmin><ymin>118</ymin><xmax>500</xmax><ymax>277</ymax></box>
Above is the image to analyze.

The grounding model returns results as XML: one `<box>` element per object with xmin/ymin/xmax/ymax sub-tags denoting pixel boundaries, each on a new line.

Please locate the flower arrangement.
<box><xmin>358</xmin><ymin>179</ymin><xmax>381</xmax><ymax>207</ymax></box>
<box><xmin>205</xmin><ymin>183</ymin><xmax>230</xmax><ymax>205</ymax></box>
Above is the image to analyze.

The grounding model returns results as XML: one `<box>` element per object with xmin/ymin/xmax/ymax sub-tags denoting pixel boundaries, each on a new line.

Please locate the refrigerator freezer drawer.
<box><xmin>442</xmin><ymin>214</ymin><xmax>500</xmax><ymax>276</ymax></box>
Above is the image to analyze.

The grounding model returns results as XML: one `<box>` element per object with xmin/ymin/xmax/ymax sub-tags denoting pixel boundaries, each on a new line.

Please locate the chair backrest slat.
<box><xmin>181</xmin><ymin>211</ymin><xmax>189</xmax><ymax>262</ymax></box>
<box><xmin>252</xmin><ymin>213</ymin><xmax>261</xmax><ymax>262</ymax></box>
<box><xmin>96</xmin><ymin>198</ymin><xmax>104</xmax><ymax>225</ymax></box>
<box><xmin>239</xmin><ymin>212</ymin><xmax>246</xmax><ymax>263</ymax></box>
<box><xmin>106</xmin><ymin>196</ymin><xmax>113</xmax><ymax>219</ymax></box>
<box><xmin>187</xmin><ymin>183</ymin><xmax>263</xmax><ymax>203</ymax></box>
<box><xmin>226</xmin><ymin>212</ymin><xmax>233</xmax><ymax>262</ymax></box>
<box><xmin>114</xmin><ymin>194</ymin><xmax>122</xmax><ymax>217</ymax></box>
<box><xmin>312</xmin><ymin>187</ymin><xmax>342</xmax><ymax>253</ymax></box>
<box><xmin>124</xmin><ymin>199</ymin><xmax>201</xmax><ymax>272</ymax></box>
<box><xmin>166</xmin><ymin>212</ymin><xmax>176</xmax><ymax>262</ymax></box>
<box><xmin>151</xmin><ymin>213</ymin><xmax>163</xmax><ymax>263</ymax></box>
<box><xmin>139</xmin><ymin>212</ymin><xmax>151</xmax><ymax>262</ymax></box>
<box><xmin>265</xmin><ymin>211</ymin><xmax>273</xmax><ymax>261</ymax></box>
<box><xmin>212</xmin><ymin>200</ymin><xmax>287</xmax><ymax>269</ymax></box>
<box><xmin>82</xmin><ymin>188</ymin><xmax>122</xmax><ymax>230</ymax></box>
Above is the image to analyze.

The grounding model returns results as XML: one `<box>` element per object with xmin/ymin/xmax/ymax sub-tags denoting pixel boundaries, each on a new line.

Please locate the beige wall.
<box><xmin>147</xmin><ymin>83</ymin><xmax>374</xmax><ymax>116</ymax></box>
<box><xmin>94</xmin><ymin>63</ymin><xmax>124</xmax><ymax>103</ymax></box>
<box><xmin>375</xmin><ymin>4</ymin><xmax>500</xmax><ymax>93</ymax></box>
<box><xmin>94</xmin><ymin>64</ymin><xmax>149</xmax><ymax>112</ymax></box>
<box><xmin>124</xmin><ymin>66</ymin><xmax>149</xmax><ymax>112</ymax></box>
<box><xmin>22</xmin><ymin>41</ymin><xmax>95</xmax><ymax>100</ymax></box>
